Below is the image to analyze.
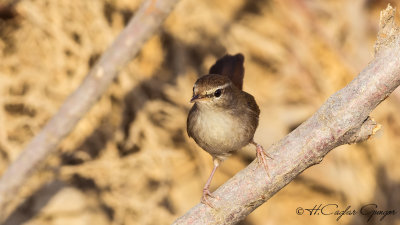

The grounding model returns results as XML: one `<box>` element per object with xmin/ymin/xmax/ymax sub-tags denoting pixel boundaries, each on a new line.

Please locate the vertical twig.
<box><xmin>0</xmin><ymin>0</ymin><xmax>181</xmax><ymax>221</ymax></box>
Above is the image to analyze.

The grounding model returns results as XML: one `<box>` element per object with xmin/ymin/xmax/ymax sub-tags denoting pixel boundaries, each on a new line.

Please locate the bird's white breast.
<box><xmin>191</xmin><ymin>105</ymin><xmax>251</xmax><ymax>156</ymax></box>
<box><xmin>196</xmin><ymin>109</ymin><xmax>237</xmax><ymax>140</ymax></box>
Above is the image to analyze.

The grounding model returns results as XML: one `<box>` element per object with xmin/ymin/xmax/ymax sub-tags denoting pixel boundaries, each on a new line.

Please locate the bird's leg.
<box><xmin>251</xmin><ymin>140</ymin><xmax>272</xmax><ymax>176</ymax></box>
<box><xmin>201</xmin><ymin>158</ymin><xmax>220</xmax><ymax>208</ymax></box>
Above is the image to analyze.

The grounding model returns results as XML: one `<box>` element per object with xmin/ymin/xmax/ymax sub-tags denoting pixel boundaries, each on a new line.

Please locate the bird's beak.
<box><xmin>190</xmin><ymin>94</ymin><xmax>200</xmax><ymax>103</ymax></box>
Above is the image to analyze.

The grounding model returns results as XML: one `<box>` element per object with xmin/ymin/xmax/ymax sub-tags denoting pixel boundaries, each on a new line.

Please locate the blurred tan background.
<box><xmin>1</xmin><ymin>0</ymin><xmax>400</xmax><ymax>224</ymax></box>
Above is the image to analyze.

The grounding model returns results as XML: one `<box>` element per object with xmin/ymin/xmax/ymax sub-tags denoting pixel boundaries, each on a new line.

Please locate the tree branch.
<box><xmin>0</xmin><ymin>0</ymin><xmax>180</xmax><ymax>221</ymax></box>
<box><xmin>173</xmin><ymin>5</ymin><xmax>400</xmax><ymax>225</ymax></box>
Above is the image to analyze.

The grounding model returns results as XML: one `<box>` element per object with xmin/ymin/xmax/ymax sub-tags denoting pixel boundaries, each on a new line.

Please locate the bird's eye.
<box><xmin>214</xmin><ymin>89</ymin><xmax>222</xmax><ymax>98</ymax></box>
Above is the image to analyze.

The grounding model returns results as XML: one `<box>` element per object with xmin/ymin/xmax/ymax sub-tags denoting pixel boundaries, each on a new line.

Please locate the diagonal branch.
<box><xmin>0</xmin><ymin>0</ymin><xmax>181</xmax><ymax>221</ymax></box>
<box><xmin>173</xmin><ymin>5</ymin><xmax>400</xmax><ymax>225</ymax></box>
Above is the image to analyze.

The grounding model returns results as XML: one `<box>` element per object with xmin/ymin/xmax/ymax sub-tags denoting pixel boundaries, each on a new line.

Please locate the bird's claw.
<box><xmin>255</xmin><ymin>144</ymin><xmax>272</xmax><ymax>177</ymax></box>
<box><xmin>201</xmin><ymin>188</ymin><xmax>217</xmax><ymax>208</ymax></box>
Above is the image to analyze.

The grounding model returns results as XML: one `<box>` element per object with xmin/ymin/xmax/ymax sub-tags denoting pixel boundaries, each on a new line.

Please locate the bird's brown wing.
<box><xmin>243</xmin><ymin>91</ymin><xmax>260</xmax><ymax>118</ymax></box>
<box><xmin>241</xmin><ymin>91</ymin><xmax>260</xmax><ymax>131</ymax></box>
<box><xmin>209</xmin><ymin>53</ymin><xmax>244</xmax><ymax>90</ymax></box>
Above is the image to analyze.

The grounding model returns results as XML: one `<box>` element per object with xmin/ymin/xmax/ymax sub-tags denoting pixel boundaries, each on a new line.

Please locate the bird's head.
<box><xmin>190</xmin><ymin>74</ymin><xmax>237</xmax><ymax>109</ymax></box>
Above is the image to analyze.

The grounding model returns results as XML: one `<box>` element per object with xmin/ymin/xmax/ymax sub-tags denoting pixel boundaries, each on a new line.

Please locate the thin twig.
<box><xmin>173</xmin><ymin>5</ymin><xmax>400</xmax><ymax>225</ymax></box>
<box><xmin>0</xmin><ymin>0</ymin><xmax>180</xmax><ymax>221</ymax></box>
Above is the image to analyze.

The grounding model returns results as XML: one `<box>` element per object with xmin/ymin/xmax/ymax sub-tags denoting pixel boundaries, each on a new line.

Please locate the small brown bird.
<box><xmin>187</xmin><ymin>53</ymin><xmax>270</xmax><ymax>207</ymax></box>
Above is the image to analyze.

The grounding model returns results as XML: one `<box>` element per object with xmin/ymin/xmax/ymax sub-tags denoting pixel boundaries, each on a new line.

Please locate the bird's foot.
<box><xmin>201</xmin><ymin>188</ymin><xmax>217</xmax><ymax>208</ymax></box>
<box><xmin>254</xmin><ymin>142</ymin><xmax>272</xmax><ymax>177</ymax></box>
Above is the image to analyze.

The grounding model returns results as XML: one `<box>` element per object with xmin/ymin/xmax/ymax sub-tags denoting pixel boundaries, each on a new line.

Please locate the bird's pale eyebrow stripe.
<box><xmin>215</xmin><ymin>82</ymin><xmax>230</xmax><ymax>90</ymax></box>
<box><xmin>206</xmin><ymin>83</ymin><xmax>230</xmax><ymax>95</ymax></box>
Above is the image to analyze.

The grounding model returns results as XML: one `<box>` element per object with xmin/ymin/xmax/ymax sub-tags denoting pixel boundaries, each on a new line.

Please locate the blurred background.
<box><xmin>0</xmin><ymin>0</ymin><xmax>400</xmax><ymax>224</ymax></box>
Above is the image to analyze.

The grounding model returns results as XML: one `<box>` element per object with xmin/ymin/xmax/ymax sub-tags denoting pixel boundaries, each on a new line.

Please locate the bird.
<box><xmin>186</xmin><ymin>53</ymin><xmax>271</xmax><ymax>207</ymax></box>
